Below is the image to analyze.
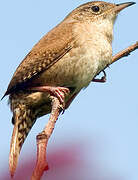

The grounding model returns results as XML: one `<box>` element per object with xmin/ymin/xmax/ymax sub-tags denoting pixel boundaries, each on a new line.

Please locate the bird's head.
<box><xmin>66</xmin><ymin>1</ymin><xmax>136</xmax><ymax>23</ymax></box>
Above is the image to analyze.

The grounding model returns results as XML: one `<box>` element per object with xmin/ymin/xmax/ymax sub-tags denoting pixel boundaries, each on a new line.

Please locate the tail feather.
<box><xmin>9</xmin><ymin>105</ymin><xmax>36</xmax><ymax>177</ymax></box>
<box><xmin>9</xmin><ymin>121</ymin><xmax>20</xmax><ymax>178</ymax></box>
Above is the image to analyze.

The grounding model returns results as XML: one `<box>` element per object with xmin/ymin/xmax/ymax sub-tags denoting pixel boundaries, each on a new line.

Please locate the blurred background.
<box><xmin>0</xmin><ymin>0</ymin><xmax>138</xmax><ymax>179</ymax></box>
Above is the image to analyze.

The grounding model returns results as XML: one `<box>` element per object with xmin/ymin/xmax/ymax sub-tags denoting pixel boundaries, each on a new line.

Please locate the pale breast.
<box><xmin>68</xmin><ymin>20</ymin><xmax>113</xmax><ymax>90</ymax></box>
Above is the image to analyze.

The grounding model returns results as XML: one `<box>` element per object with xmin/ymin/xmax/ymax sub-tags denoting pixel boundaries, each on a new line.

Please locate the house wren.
<box><xmin>3</xmin><ymin>1</ymin><xmax>136</xmax><ymax>176</ymax></box>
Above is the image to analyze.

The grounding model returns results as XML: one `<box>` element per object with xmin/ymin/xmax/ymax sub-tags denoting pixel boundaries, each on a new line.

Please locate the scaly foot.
<box><xmin>28</xmin><ymin>86</ymin><xmax>70</xmax><ymax>109</ymax></box>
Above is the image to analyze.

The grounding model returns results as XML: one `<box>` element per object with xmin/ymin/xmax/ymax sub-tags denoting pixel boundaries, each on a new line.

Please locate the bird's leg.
<box><xmin>92</xmin><ymin>70</ymin><xmax>106</xmax><ymax>83</ymax></box>
<box><xmin>28</xmin><ymin>86</ymin><xmax>70</xmax><ymax>109</ymax></box>
<box><xmin>31</xmin><ymin>96</ymin><xmax>62</xmax><ymax>180</ymax></box>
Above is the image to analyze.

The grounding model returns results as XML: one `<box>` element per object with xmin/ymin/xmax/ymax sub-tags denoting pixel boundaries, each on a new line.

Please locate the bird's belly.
<box><xmin>34</xmin><ymin>41</ymin><xmax>112</xmax><ymax>92</ymax></box>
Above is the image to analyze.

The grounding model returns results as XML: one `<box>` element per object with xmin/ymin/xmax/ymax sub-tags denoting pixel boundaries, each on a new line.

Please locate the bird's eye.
<box><xmin>91</xmin><ymin>6</ymin><xmax>100</xmax><ymax>13</ymax></box>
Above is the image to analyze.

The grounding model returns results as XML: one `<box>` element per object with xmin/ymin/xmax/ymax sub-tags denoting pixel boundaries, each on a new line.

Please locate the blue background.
<box><xmin>0</xmin><ymin>0</ymin><xmax>138</xmax><ymax>179</ymax></box>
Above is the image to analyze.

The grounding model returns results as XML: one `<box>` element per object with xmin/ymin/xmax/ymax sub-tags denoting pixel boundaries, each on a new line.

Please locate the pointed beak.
<box><xmin>115</xmin><ymin>2</ymin><xmax>136</xmax><ymax>13</ymax></box>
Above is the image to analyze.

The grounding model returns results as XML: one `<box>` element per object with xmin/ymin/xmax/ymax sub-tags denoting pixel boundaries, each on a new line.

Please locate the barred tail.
<box><xmin>9</xmin><ymin>104</ymin><xmax>36</xmax><ymax>177</ymax></box>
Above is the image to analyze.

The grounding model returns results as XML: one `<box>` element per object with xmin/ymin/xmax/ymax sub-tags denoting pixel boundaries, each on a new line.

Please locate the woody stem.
<box><xmin>111</xmin><ymin>42</ymin><xmax>138</xmax><ymax>65</ymax></box>
<box><xmin>31</xmin><ymin>96</ymin><xmax>62</xmax><ymax>180</ymax></box>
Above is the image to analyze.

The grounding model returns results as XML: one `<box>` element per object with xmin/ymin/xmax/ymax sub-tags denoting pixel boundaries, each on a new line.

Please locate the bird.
<box><xmin>2</xmin><ymin>1</ymin><xmax>136</xmax><ymax>177</ymax></box>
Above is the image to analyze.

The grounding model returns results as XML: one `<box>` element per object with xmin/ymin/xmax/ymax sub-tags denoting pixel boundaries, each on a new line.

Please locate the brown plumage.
<box><xmin>9</xmin><ymin>95</ymin><xmax>36</xmax><ymax>176</ymax></box>
<box><xmin>3</xmin><ymin>1</ymin><xmax>136</xmax><ymax>178</ymax></box>
<box><xmin>6</xmin><ymin>14</ymin><xmax>78</xmax><ymax>176</ymax></box>
<box><xmin>4</xmin><ymin>22</ymin><xmax>74</xmax><ymax>97</ymax></box>
<box><xmin>6</xmin><ymin>20</ymin><xmax>75</xmax><ymax>176</ymax></box>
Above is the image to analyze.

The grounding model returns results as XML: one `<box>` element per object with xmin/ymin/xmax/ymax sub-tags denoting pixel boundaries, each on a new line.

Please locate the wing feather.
<box><xmin>4</xmin><ymin>21</ymin><xmax>75</xmax><ymax>96</ymax></box>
